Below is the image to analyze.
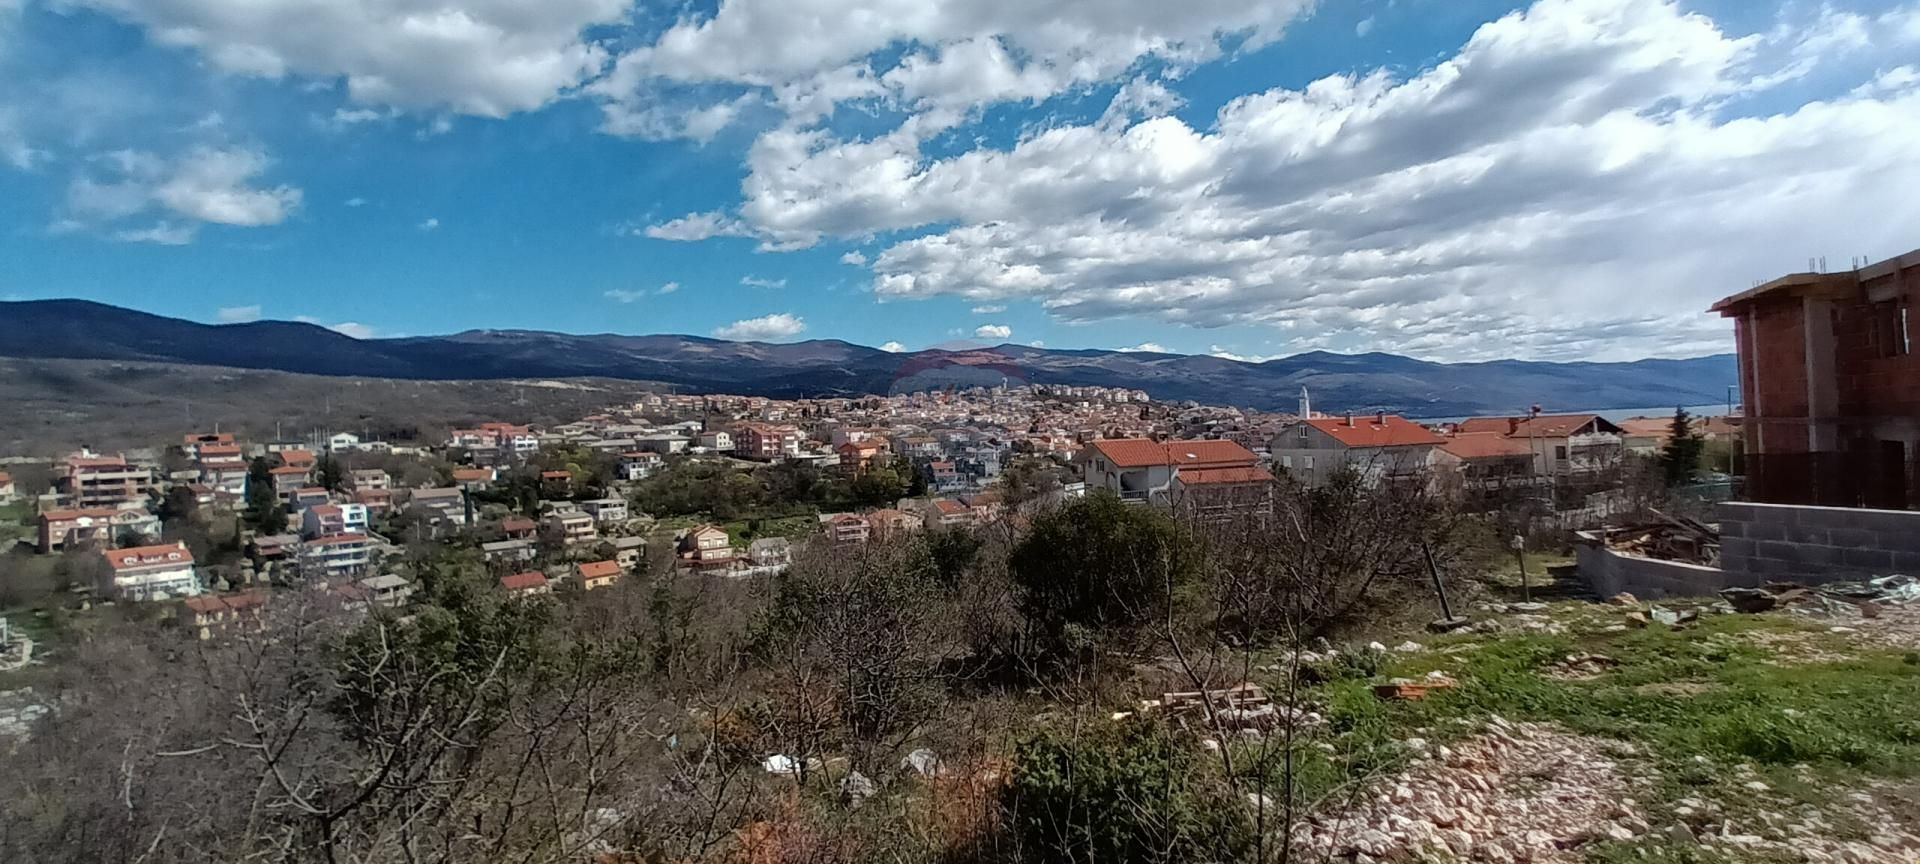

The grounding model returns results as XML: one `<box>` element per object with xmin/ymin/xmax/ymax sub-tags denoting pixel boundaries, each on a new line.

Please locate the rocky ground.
<box><xmin>1262</xmin><ymin>590</ymin><xmax>1920</xmax><ymax>864</ymax></box>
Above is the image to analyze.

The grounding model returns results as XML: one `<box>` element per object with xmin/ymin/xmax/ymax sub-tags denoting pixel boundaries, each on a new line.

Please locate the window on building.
<box><xmin>1281</xmin><ymin>455</ymin><xmax>1293</xmax><ymax>468</ymax></box>
<box><xmin>1297</xmin><ymin>425</ymin><xmax>1309</xmax><ymax>439</ymax></box>
<box><xmin>1303</xmin><ymin>456</ymin><xmax>1315</xmax><ymax>470</ymax></box>
<box><xmin>1555</xmin><ymin>445</ymin><xmax>1568</xmax><ymax>460</ymax></box>
<box><xmin>1873</xmin><ymin>300</ymin><xmax>1911</xmax><ymax>358</ymax></box>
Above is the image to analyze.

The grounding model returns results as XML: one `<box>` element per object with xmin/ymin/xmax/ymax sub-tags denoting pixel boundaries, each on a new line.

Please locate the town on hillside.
<box><xmin>1</xmin><ymin>248</ymin><xmax>1916</xmax><ymax>864</ymax></box>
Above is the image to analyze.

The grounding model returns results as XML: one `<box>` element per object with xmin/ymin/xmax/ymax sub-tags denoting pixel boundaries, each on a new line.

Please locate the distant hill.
<box><xmin>0</xmin><ymin>299</ymin><xmax>1737</xmax><ymax>416</ymax></box>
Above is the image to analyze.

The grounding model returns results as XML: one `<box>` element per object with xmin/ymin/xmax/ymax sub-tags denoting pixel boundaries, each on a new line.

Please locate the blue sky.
<box><xmin>2</xmin><ymin>0</ymin><xmax>1917</xmax><ymax>361</ymax></box>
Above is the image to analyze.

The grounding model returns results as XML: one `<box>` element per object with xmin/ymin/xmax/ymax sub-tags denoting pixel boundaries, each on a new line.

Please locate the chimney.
<box><xmin>1345</xmin><ymin>413</ymin><xmax>1355</xmax><ymax>427</ymax></box>
<box><xmin>1508</xmin><ymin>417</ymin><xmax>1519</xmax><ymax>435</ymax></box>
<box><xmin>1375</xmin><ymin>410</ymin><xmax>1386</xmax><ymax>425</ymax></box>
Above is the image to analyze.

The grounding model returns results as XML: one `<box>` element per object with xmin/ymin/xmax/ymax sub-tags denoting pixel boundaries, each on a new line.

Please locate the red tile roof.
<box><xmin>305</xmin><ymin>533</ymin><xmax>370</xmax><ymax>547</ymax></box>
<box><xmin>930</xmin><ymin>499</ymin><xmax>969</xmax><ymax>515</ymax></box>
<box><xmin>500</xmin><ymin>572</ymin><xmax>547</xmax><ymax>591</ymax></box>
<box><xmin>1456</xmin><ymin>414</ymin><xmax>1616</xmax><ymax>438</ymax></box>
<box><xmin>1176</xmin><ymin>466</ymin><xmax>1275</xmax><ymax>486</ymax></box>
<box><xmin>452</xmin><ymin>468</ymin><xmax>493</xmax><ymax>482</ymax></box>
<box><xmin>1087</xmin><ymin>438</ymin><xmax>1258</xmax><ymax>469</ymax></box>
<box><xmin>578</xmin><ymin>560</ymin><xmax>621</xmax><ymax>579</ymax></box>
<box><xmin>269</xmin><ymin>466</ymin><xmax>309</xmax><ymax>475</ymax></box>
<box><xmin>105</xmin><ymin>543</ymin><xmax>194</xmax><ymax>571</ymax></box>
<box><xmin>1304</xmin><ymin>416</ymin><xmax>1444</xmax><ymax>449</ymax></box>
<box><xmin>1438</xmin><ymin>433</ymin><xmax>1539</xmax><ymax>459</ymax></box>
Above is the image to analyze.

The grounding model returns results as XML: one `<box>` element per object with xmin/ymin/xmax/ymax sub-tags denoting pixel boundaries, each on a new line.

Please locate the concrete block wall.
<box><xmin>1574</xmin><ymin>534</ymin><xmax>1740</xmax><ymax>600</ymax></box>
<box><xmin>1718</xmin><ymin>501</ymin><xmax>1920</xmax><ymax>585</ymax></box>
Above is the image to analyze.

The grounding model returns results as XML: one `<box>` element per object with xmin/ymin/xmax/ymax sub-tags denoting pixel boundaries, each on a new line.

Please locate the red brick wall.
<box><xmin>1835</xmin><ymin>265</ymin><xmax>1920</xmax><ymax>417</ymax></box>
<box><xmin>1745</xmin><ymin>296</ymin><xmax>1809</xmax><ymax>451</ymax></box>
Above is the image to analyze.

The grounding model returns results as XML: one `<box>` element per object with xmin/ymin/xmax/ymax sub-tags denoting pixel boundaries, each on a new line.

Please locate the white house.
<box><xmin>1270</xmin><ymin>414</ymin><xmax>1444</xmax><ymax>488</ymax></box>
<box><xmin>327</xmin><ymin>432</ymin><xmax>362</xmax><ymax>452</ymax></box>
<box><xmin>104</xmin><ymin>542</ymin><xmax>201</xmax><ymax>601</ymax></box>
<box><xmin>579</xmin><ymin>497</ymin><xmax>629</xmax><ymax>524</ymax></box>
<box><xmin>1076</xmin><ymin>438</ymin><xmax>1262</xmax><ymax>505</ymax></box>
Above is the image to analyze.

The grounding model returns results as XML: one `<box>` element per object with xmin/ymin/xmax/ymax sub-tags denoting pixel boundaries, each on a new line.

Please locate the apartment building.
<box><xmin>61</xmin><ymin>450</ymin><xmax>149</xmax><ymax>508</ymax></box>
<box><xmin>1711</xmin><ymin>247</ymin><xmax>1919</xmax><ymax>509</ymax></box>
<box><xmin>103</xmin><ymin>542</ymin><xmax>200</xmax><ymax>601</ymax></box>
<box><xmin>37</xmin><ymin>506</ymin><xmax>159</xmax><ymax>553</ymax></box>
<box><xmin>301</xmin><ymin>503</ymin><xmax>369</xmax><ymax>539</ymax></box>
<box><xmin>299</xmin><ymin>533</ymin><xmax>376</xmax><ymax>579</ymax></box>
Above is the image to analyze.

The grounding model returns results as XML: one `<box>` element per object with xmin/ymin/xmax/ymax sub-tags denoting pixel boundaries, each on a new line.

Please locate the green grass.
<box><xmin>721</xmin><ymin>514</ymin><xmax>818</xmax><ymax>546</ymax></box>
<box><xmin>1252</xmin><ymin>606</ymin><xmax>1920</xmax><ymax>860</ymax></box>
<box><xmin>0</xmin><ymin>500</ymin><xmax>32</xmax><ymax>546</ymax></box>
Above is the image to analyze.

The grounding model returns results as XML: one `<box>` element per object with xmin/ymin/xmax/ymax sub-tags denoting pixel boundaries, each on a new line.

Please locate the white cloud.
<box><xmin>71</xmin><ymin>0</ymin><xmax>628</xmax><ymax>117</ymax></box>
<box><xmin>114</xmin><ymin>222</ymin><xmax>197</xmax><ymax>245</ymax></box>
<box><xmin>970</xmin><ymin>304</ymin><xmax>1005</xmax><ymax>314</ymax></box>
<box><xmin>879</xmin><ymin>340</ymin><xmax>905</xmax><ymax>352</ymax></box>
<box><xmin>641</xmin><ymin>210</ymin><xmax>751</xmax><ymax>241</ymax></box>
<box><xmin>604</xmin><ymin>288</ymin><xmax>646</xmax><ymax>303</ymax></box>
<box><xmin>1028</xmin><ymin>340</ymin><xmax>1046</xmax><ymax>348</ymax></box>
<box><xmin>63</xmin><ymin>146</ymin><xmax>300</xmax><ymax>242</ymax></box>
<box><xmin>715</xmin><ymin>312</ymin><xmax>806</xmax><ymax>341</ymax></box>
<box><xmin>603</xmin><ymin>0</ymin><xmax>1314</xmax><ymax>145</ymax></box>
<box><xmin>1356</xmin><ymin>16</ymin><xmax>1376</xmax><ymax>37</ymax></box>
<box><xmin>216</xmin><ymin>304</ymin><xmax>263</xmax><ymax>322</ymax></box>
<box><xmin>687</xmin><ymin>0</ymin><xmax>1920</xmax><ymax>360</ymax></box>
<box><xmin>344</xmin><ymin>197</ymin><xmax>367</xmax><ymax>207</ymax></box>
<box><xmin>1208</xmin><ymin>345</ymin><xmax>1283</xmax><ymax>363</ymax></box>
<box><xmin>1119</xmin><ymin>342</ymin><xmax>1167</xmax><ymax>353</ymax></box>
<box><xmin>740</xmin><ymin>274</ymin><xmax>786</xmax><ymax>289</ymax></box>
<box><xmin>657</xmin><ymin>281</ymin><xmax>680</xmax><ymax>294</ymax></box>
<box><xmin>417</xmin><ymin>217</ymin><xmax>439</xmax><ymax>231</ymax></box>
<box><xmin>840</xmin><ymin>250</ymin><xmax>867</xmax><ymax>265</ymax></box>
<box><xmin>973</xmin><ymin>323</ymin><xmax>1012</xmax><ymax>340</ymax></box>
<box><xmin>295</xmin><ymin>315</ymin><xmax>376</xmax><ymax>339</ymax></box>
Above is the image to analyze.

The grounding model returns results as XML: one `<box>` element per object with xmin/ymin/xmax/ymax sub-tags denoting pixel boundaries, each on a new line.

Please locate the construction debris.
<box><xmin>1595</xmin><ymin>511</ymin><xmax>1720</xmax><ymax>565</ymax></box>
<box><xmin>1147</xmin><ymin>682</ymin><xmax>1325</xmax><ymax>734</ymax></box>
<box><xmin>1375</xmin><ymin>671</ymin><xmax>1459</xmax><ymax>701</ymax></box>
<box><xmin>1722</xmin><ymin>576</ymin><xmax>1918</xmax><ymax>616</ymax></box>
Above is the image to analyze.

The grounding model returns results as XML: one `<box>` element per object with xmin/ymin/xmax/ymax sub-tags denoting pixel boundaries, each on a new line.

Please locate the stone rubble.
<box><xmin>1290</xmin><ymin>719</ymin><xmax>1645</xmax><ymax>863</ymax></box>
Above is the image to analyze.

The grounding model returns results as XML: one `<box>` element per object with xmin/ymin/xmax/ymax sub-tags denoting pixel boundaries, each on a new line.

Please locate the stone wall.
<box><xmin>1573</xmin><ymin>532</ymin><xmax>1740</xmax><ymax>600</ymax></box>
<box><xmin>1719</xmin><ymin>501</ymin><xmax>1920</xmax><ymax>584</ymax></box>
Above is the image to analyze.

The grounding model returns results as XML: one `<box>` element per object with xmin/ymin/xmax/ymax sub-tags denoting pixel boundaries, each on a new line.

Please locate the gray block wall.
<box><xmin>1718</xmin><ymin>501</ymin><xmax>1920</xmax><ymax>585</ymax></box>
<box><xmin>1574</xmin><ymin>534</ymin><xmax>1740</xmax><ymax>599</ymax></box>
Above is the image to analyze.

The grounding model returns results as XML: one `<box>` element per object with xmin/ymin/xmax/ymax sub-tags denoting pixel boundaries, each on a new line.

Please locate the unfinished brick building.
<box><xmin>1711</xmin><ymin>248</ymin><xmax>1919</xmax><ymax>509</ymax></box>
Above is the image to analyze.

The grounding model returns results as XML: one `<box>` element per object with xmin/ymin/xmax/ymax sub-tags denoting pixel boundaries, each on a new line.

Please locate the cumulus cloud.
<box><xmin>715</xmin><ymin>312</ymin><xmax>806</xmax><ymax>341</ymax></box>
<box><xmin>63</xmin><ymin>146</ymin><xmax>300</xmax><ymax>242</ymax></box>
<box><xmin>663</xmin><ymin>0</ymin><xmax>1920</xmax><ymax>360</ymax></box>
<box><xmin>970</xmin><ymin>304</ymin><xmax>1005</xmax><ymax>314</ymax></box>
<box><xmin>601</xmin><ymin>0</ymin><xmax>1312</xmax><ymax>144</ymax></box>
<box><xmin>657</xmin><ymin>281</ymin><xmax>680</xmax><ymax>294</ymax></box>
<box><xmin>296</xmin><ymin>315</ymin><xmax>377</xmax><ymax>339</ymax></box>
<box><xmin>71</xmin><ymin>0</ymin><xmax>628</xmax><ymax>117</ymax></box>
<box><xmin>973</xmin><ymin>323</ymin><xmax>1011</xmax><ymax>340</ymax></box>
<box><xmin>216</xmin><ymin>304</ymin><xmax>263</xmax><ymax>322</ymax></box>
<box><xmin>641</xmin><ymin>210</ymin><xmax>751</xmax><ymax>241</ymax></box>
<box><xmin>1119</xmin><ymin>342</ymin><xmax>1168</xmax><ymax>353</ymax></box>
<box><xmin>840</xmin><ymin>251</ymin><xmax>867</xmax><ymax>265</ymax></box>
<box><xmin>879</xmin><ymin>340</ymin><xmax>905</xmax><ymax>352</ymax></box>
<box><xmin>417</xmin><ymin>217</ymin><xmax>439</xmax><ymax>231</ymax></box>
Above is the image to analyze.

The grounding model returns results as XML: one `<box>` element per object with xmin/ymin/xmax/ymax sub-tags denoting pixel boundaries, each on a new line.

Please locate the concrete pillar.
<box><xmin>1804</xmin><ymin>297</ymin><xmax>1838</xmax><ymax>452</ymax></box>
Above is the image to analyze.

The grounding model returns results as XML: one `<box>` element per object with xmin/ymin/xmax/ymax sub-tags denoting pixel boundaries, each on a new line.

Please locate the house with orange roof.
<box><xmin>500</xmin><ymin>571</ymin><xmax>551</xmax><ymax>596</ymax></box>
<box><xmin>1169</xmin><ymin>466</ymin><xmax>1277</xmax><ymax>521</ymax></box>
<box><xmin>102</xmin><ymin>541</ymin><xmax>200</xmax><ymax>601</ymax></box>
<box><xmin>1271</xmin><ymin>413</ymin><xmax>1444</xmax><ymax>488</ymax></box>
<box><xmin>577</xmin><ymin>560</ymin><xmax>622</xmax><ymax>591</ymax></box>
<box><xmin>1075</xmin><ymin>438</ymin><xmax>1260</xmax><ymax>505</ymax></box>
<box><xmin>1453</xmin><ymin>413</ymin><xmax>1625</xmax><ymax>481</ymax></box>
<box><xmin>178</xmin><ymin>590</ymin><xmax>270</xmax><ymax>640</ymax></box>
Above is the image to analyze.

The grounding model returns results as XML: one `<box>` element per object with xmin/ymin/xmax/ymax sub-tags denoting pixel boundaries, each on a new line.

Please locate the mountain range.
<box><xmin>0</xmin><ymin>300</ymin><xmax>1738</xmax><ymax>416</ymax></box>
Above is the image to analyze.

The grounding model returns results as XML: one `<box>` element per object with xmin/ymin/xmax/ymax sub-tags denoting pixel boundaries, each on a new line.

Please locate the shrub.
<box><xmin>1005</xmin><ymin>719</ymin><xmax>1252</xmax><ymax>863</ymax></box>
